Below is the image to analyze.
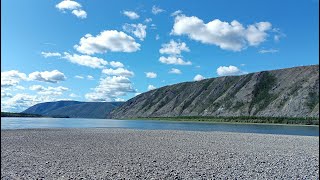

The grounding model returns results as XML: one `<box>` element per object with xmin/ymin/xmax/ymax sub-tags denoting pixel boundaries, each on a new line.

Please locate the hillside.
<box><xmin>110</xmin><ymin>65</ymin><xmax>319</xmax><ymax>119</ymax></box>
<box><xmin>22</xmin><ymin>101</ymin><xmax>123</xmax><ymax>119</ymax></box>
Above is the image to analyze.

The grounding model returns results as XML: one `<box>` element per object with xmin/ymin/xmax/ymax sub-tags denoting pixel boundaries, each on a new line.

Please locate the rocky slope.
<box><xmin>110</xmin><ymin>65</ymin><xmax>319</xmax><ymax>118</ymax></box>
<box><xmin>22</xmin><ymin>101</ymin><xmax>123</xmax><ymax>118</ymax></box>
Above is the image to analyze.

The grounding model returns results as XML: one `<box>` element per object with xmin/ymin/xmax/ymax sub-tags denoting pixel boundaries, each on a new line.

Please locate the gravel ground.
<box><xmin>1</xmin><ymin>128</ymin><xmax>319</xmax><ymax>179</ymax></box>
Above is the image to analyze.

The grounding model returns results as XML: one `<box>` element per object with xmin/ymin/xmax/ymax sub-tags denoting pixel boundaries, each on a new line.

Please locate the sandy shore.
<box><xmin>1</xmin><ymin>128</ymin><xmax>319</xmax><ymax>179</ymax></box>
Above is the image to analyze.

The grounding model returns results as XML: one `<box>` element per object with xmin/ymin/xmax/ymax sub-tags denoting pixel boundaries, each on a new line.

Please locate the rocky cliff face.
<box><xmin>110</xmin><ymin>65</ymin><xmax>319</xmax><ymax>118</ymax></box>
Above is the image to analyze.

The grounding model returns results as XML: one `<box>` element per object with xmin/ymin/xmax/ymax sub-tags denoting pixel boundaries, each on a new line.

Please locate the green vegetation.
<box><xmin>131</xmin><ymin>116</ymin><xmax>319</xmax><ymax>125</ymax></box>
<box><xmin>249</xmin><ymin>72</ymin><xmax>277</xmax><ymax>115</ymax></box>
<box><xmin>1</xmin><ymin>112</ymin><xmax>43</xmax><ymax>117</ymax></box>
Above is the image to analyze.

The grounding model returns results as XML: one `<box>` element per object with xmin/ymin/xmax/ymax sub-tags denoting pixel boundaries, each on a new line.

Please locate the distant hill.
<box><xmin>109</xmin><ymin>65</ymin><xmax>319</xmax><ymax>119</ymax></box>
<box><xmin>1</xmin><ymin>112</ymin><xmax>43</xmax><ymax>117</ymax></box>
<box><xmin>22</xmin><ymin>101</ymin><xmax>123</xmax><ymax>119</ymax></box>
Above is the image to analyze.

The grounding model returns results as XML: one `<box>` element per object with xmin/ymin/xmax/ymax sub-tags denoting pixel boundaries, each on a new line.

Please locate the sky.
<box><xmin>1</xmin><ymin>0</ymin><xmax>319</xmax><ymax>112</ymax></box>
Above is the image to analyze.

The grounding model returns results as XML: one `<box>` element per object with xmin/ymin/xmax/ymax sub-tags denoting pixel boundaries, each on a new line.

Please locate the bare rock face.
<box><xmin>110</xmin><ymin>65</ymin><xmax>319</xmax><ymax>118</ymax></box>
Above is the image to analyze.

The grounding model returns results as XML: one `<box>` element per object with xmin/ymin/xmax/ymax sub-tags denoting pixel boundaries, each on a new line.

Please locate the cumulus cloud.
<box><xmin>74</xmin><ymin>30</ymin><xmax>141</xmax><ymax>55</ymax></box>
<box><xmin>69</xmin><ymin>93</ymin><xmax>79</xmax><ymax>98</ymax></box>
<box><xmin>72</xmin><ymin>9</ymin><xmax>87</xmax><ymax>19</ymax></box>
<box><xmin>123</xmin><ymin>11</ymin><xmax>140</xmax><ymax>19</ymax></box>
<box><xmin>28</xmin><ymin>70</ymin><xmax>66</xmax><ymax>83</ymax></box>
<box><xmin>169</xmin><ymin>68</ymin><xmax>182</xmax><ymax>74</ymax></box>
<box><xmin>171</xmin><ymin>14</ymin><xmax>272</xmax><ymax>51</ymax></box>
<box><xmin>193</xmin><ymin>74</ymin><xmax>205</xmax><ymax>81</ymax></box>
<box><xmin>110</xmin><ymin>61</ymin><xmax>124</xmax><ymax>68</ymax></box>
<box><xmin>56</xmin><ymin>0</ymin><xmax>87</xmax><ymax>19</ymax></box>
<box><xmin>102</xmin><ymin>68</ymin><xmax>134</xmax><ymax>77</ymax></box>
<box><xmin>1</xmin><ymin>70</ymin><xmax>28</xmax><ymax>87</ymax></box>
<box><xmin>171</xmin><ymin>10</ymin><xmax>182</xmax><ymax>16</ymax></box>
<box><xmin>144</xmin><ymin>18</ymin><xmax>152</xmax><ymax>23</ymax></box>
<box><xmin>85</xmin><ymin>76</ymin><xmax>136</xmax><ymax>102</ymax></box>
<box><xmin>122</xmin><ymin>23</ymin><xmax>147</xmax><ymax>41</ymax></box>
<box><xmin>62</xmin><ymin>52</ymin><xmax>108</xmax><ymax>69</ymax></box>
<box><xmin>258</xmin><ymin>49</ymin><xmax>279</xmax><ymax>54</ymax></box>
<box><xmin>159</xmin><ymin>40</ymin><xmax>190</xmax><ymax>55</ymax></box>
<box><xmin>29</xmin><ymin>85</ymin><xmax>69</xmax><ymax>96</ymax></box>
<box><xmin>159</xmin><ymin>56</ymin><xmax>192</xmax><ymax>65</ymax></box>
<box><xmin>145</xmin><ymin>72</ymin><xmax>157</xmax><ymax>78</ymax></box>
<box><xmin>148</xmin><ymin>85</ymin><xmax>156</xmax><ymax>91</ymax></box>
<box><xmin>41</xmin><ymin>52</ymin><xmax>61</xmax><ymax>58</ymax></box>
<box><xmin>216</xmin><ymin>65</ymin><xmax>244</xmax><ymax>76</ymax></box>
<box><xmin>152</xmin><ymin>5</ymin><xmax>165</xmax><ymax>15</ymax></box>
<box><xmin>1</xmin><ymin>90</ymin><xmax>12</xmax><ymax>98</ymax></box>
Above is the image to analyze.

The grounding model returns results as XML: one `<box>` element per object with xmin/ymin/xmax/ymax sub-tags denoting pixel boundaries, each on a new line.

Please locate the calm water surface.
<box><xmin>1</xmin><ymin>117</ymin><xmax>319</xmax><ymax>136</ymax></box>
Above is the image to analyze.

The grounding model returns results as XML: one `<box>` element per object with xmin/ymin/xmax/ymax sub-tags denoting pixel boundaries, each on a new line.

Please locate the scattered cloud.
<box><xmin>29</xmin><ymin>85</ymin><xmax>69</xmax><ymax>96</ymax></box>
<box><xmin>87</xmin><ymin>75</ymin><xmax>94</xmax><ymax>80</ymax></box>
<box><xmin>122</xmin><ymin>23</ymin><xmax>147</xmax><ymax>41</ymax></box>
<box><xmin>123</xmin><ymin>11</ymin><xmax>140</xmax><ymax>19</ymax></box>
<box><xmin>144</xmin><ymin>18</ymin><xmax>152</xmax><ymax>23</ymax></box>
<box><xmin>29</xmin><ymin>70</ymin><xmax>66</xmax><ymax>83</ymax></box>
<box><xmin>159</xmin><ymin>40</ymin><xmax>190</xmax><ymax>55</ymax></box>
<box><xmin>155</xmin><ymin>34</ymin><xmax>160</xmax><ymax>40</ymax></box>
<box><xmin>85</xmin><ymin>76</ymin><xmax>136</xmax><ymax>102</ymax></box>
<box><xmin>110</xmin><ymin>61</ymin><xmax>124</xmax><ymax>68</ymax></box>
<box><xmin>56</xmin><ymin>0</ymin><xmax>87</xmax><ymax>19</ymax></box>
<box><xmin>169</xmin><ymin>68</ymin><xmax>182</xmax><ymax>74</ymax></box>
<box><xmin>41</xmin><ymin>52</ymin><xmax>61</xmax><ymax>58</ymax></box>
<box><xmin>74</xmin><ymin>75</ymin><xmax>84</xmax><ymax>79</ymax></box>
<box><xmin>102</xmin><ymin>68</ymin><xmax>134</xmax><ymax>77</ymax></box>
<box><xmin>69</xmin><ymin>93</ymin><xmax>79</xmax><ymax>98</ymax></box>
<box><xmin>152</xmin><ymin>5</ymin><xmax>165</xmax><ymax>15</ymax></box>
<box><xmin>72</xmin><ymin>9</ymin><xmax>87</xmax><ymax>19</ymax></box>
<box><xmin>148</xmin><ymin>85</ymin><xmax>156</xmax><ymax>91</ymax></box>
<box><xmin>171</xmin><ymin>10</ymin><xmax>182</xmax><ymax>16</ymax></box>
<box><xmin>1</xmin><ymin>70</ymin><xmax>28</xmax><ymax>87</ymax></box>
<box><xmin>193</xmin><ymin>74</ymin><xmax>205</xmax><ymax>81</ymax></box>
<box><xmin>159</xmin><ymin>56</ymin><xmax>192</xmax><ymax>65</ymax></box>
<box><xmin>216</xmin><ymin>65</ymin><xmax>245</xmax><ymax>76</ymax></box>
<box><xmin>150</xmin><ymin>24</ymin><xmax>157</xmax><ymax>30</ymax></box>
<box><xmin>172</xmin><ymin>14</ymin><xmax>273</xmax><ymax>51</ymax></box>
<box><xmin>62</xmin><ymin>52</ymin><xmax>108</xmax><ymax>69</ymax></box>
<box><xmin>1</xmin><ymin>90</ymin><xmax>12</xmax><ymax>98</ymax></box>
<box><xmin>272</xmin><ymin>28</ymin><xmax>286</xmax><ymax>42</ymax></box>
<box><xmin>74</xmin><ymin>30</ymin><xmax>141</xmax><ymax>55</ymax></box>
<box><xmin>258</xmin><ymin>49</ymin><xmax>279</xmax><ymax>54</ymax></box>
<box><xmin>145</xmin><ymin>72</ymin><xmax>157</xmax><ymax>78</ymax></box>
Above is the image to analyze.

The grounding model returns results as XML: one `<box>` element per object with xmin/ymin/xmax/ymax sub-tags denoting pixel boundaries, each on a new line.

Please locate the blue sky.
<box><xmin>1</xmin><ymin>0</ymin><xmax>319</xmax><ymax>112</ymax></box>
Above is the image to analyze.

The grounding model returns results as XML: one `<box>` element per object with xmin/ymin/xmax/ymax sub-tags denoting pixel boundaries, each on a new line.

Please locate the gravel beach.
<box><xmin>1</xmin><ymin>128</ymin><xmax>319</xmax><ymax>179</ymax></box>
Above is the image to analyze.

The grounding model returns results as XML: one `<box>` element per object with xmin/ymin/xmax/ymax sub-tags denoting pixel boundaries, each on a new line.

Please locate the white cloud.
<box><xmin>102</xmin><ymin>68</ymin><xmax>134</xmax><ymax>77</ymax></box>
<box><xmin>1</xmin><ymin>90</ymin><xmax>12</xmax><ymax>98</ymax></box>
<box><xmin>148</xmin><ymin>85</ymin><xmax>156</xmax><ymax>91</ymax></box>
<box><xmin>72</xmin><ymin>9</ymin><xmax>87</xmax><ymax>19</ymax></box>
<box><xmin>56</xmin><ymin>0</ymin><xmax>87</xmax><ymax>19</ymax></box>
<box><xmin>216</xmin><ymin>65</ymin><xmax>244</xmax><ymax>76</ymax></box>
<box><xmin>122</xmin><ymin>23</ymin><xmax>147</xmax><ymax>41</ymax></box>
<box><xmin>115</xmin><ymin>98</ymin><xmax>125</xmax><ymax>102</ymax></box>
<box><xmin>29</xmin><ymin>85</ymin><xmax>69</xmax><ymax>96</ymax></box>
<box><xmin>169</xmin><ymin>68</ymin><xmax>182</xmax><ymax>74</ymax></box>
<box><xmin>1</xmin><ymin>70</ymin><xmax>28</xmax><ymax>87</ymax></box>
<box><xmin>87</xmin><ymin>75</ymin><xmax>94</xmax><ymax>80</ymax></box>
<box><xmin>150</xmin><ymin>24</ymin><xmax>157</xmax><ymax>30</ymax></box>
<box><xmin>41</xmin><ymin>52</ymin><xmax>61</xmax><ymax>58</ymax></box>
<box><xmin>144</xmin><ymin>18</ymin><xmax>152</xmax><ymax>23</ymax></box>
<box><xmin>258</xmin><ymin>49</ymin><xmax>279</xmax><ymax>54</ymax></box>
<box><xmin>172</xmin><ymin>14</ymin><xmax>272</xmax><ymax>51</ymax></box>
<box><xmin>159</xmin><ymin>40</ymin><xmax>190</xmax><ymax>55</ymax></box>
<box><xmin>123</xmin><ymin>11</ymin><xmax>140</xmax><ymax>19</ymax></box>
<box><xmin>28</xmin><ymin>70</ymin><xmax>66</xmax><ymax>83</ymax></box>
<box><xmin>63</xmin><ymin>52</ymin><xmax>108</xmax><ymax>69</ymax></box>
<box><xmin>171</xmin><ymin>10</ymin><xmax>182</xmax><ymax>16</ymax></box>
<box><xmin>69</xmin><ymin>93</ymin><xmax>79</xmax><ymax>98</ymax></box>
<box><xmin>152</xmin><ymin>5</ymin><xmax>165</xmax><ymax>15</ymax></box>
<box><xmin>74</xmin><ymin>30</ymin><xmax>141</xmax><ymax>55</ymax></box>
<box><xmin>110</xmin><ymin>61</ymin><xmax>124</xmax><ymax>68</ymax></box>
<box><xmin>56</xmin><ymin>0</ymin><xmax>81</xmax><ymax>10</ymax></box>
<box><xmin>193</xmin><ymin>74</ymin><xmax>205</xmax><ymax>81</ymax></box>
<box><xmin>155</xmin><ymin>34</ymin><xmax>160</xmax><ymax>40</ymax></box>
<box><xmin>145</xmin><ymin>72</ymin><xmax>157</xmax><ymax>78</ymax></box>
<box><xmin>85</xmin><ymin>76</ymin><xmax>136</xmax><ymax>102</ymax></box>
<box><xmin>135</xmin><ymin>92</ymin><xmax>141</xmax><ymax>96</ymax></box>
<box><xmin>75</xmin><ymin>75</ymin><xmax>84</xmax><ymax>79</ymax></box>
<box><xmin>159</xmin><ymin>56</ymin><xmax>192</xmax><ymax>65</ymax></box>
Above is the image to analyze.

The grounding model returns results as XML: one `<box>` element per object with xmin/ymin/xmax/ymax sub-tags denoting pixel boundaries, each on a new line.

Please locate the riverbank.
<box><xmin>128</xmin><ymin>116</ymin><xmax>319</xmax><ymax>126</ymax></box>
<box><xmin>1</xmin><ymin>128</ymin><xmax>319</xmax><ymax>179</ymax></box>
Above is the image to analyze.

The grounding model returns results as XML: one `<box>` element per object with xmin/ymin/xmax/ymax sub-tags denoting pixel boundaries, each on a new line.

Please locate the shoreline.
<box><xmin>1</xmin><ymin>128</ymin><xmax>319</xmax><ymax>179</ymax></box>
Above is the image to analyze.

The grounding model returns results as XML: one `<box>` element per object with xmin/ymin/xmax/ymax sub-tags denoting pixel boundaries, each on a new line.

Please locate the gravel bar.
<box><xmin>1</xmin><ymin>128</ymin><xmax>319</xmax><ymax>179</ymax></box>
